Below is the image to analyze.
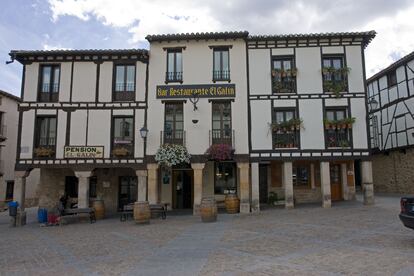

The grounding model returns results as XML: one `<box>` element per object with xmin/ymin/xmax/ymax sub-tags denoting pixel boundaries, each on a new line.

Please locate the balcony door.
<box><xmin>164</xmin><ymin>103</ymin><xmax>184</xmax><ymax>145</ymax></box>
<box><xmin>212</xmin><ymin>101</ymin><xmax>232</xmax><ymax>145</ymax></box>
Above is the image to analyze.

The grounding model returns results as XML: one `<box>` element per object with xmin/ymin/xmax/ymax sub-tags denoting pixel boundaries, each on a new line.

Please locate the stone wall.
<box><xmin>372</xmin><ymin>148</ymin><xmax>414</xmax><ymax>194</ymax></box>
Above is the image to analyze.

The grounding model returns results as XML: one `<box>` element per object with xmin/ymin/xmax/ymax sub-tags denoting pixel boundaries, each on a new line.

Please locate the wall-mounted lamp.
<box><xmin>139</xmin><ymin>126</ymin><xmax>148</xmax><ymax>139</ymax></box>
<box><xmin>369</xmin><ymin>98</ymin><xmax>378</xmax><ymax>111</ymax></box>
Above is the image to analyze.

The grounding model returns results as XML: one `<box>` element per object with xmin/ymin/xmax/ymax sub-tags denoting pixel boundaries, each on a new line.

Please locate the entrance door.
<box><xmin>118</xmin><ymin>176</ymin><xmax>137</xmax><ymax>210</ymax></box>
<box><xmin>259</xmin><ymin>164</ymin><xmax>268</xmax><ymax>204</ymax></box>
<box><xmin>330</xmin><ymin>164</ymin><xmax>342</xmax><ymax>201</ymax></box>
<box><xmin>172</xmin><ymin>170</ymin><xmax>193</xmax><ymax>209</ymax></box>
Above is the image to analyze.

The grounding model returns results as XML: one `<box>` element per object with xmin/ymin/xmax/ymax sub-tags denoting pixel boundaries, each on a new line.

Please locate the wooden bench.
<box><xmin>120</xmin><ymin>203</ymin><xmax>167</xmax><ymax>221</ymax></box>
<box><xmin>59</xmin><ymin>208</ymin><xmax>96</xmax><ymax>225</ymax></box>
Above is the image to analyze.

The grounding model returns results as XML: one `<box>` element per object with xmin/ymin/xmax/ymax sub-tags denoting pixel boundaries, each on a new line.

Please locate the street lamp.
<box><xmin>369</xmin><ymin>98</ymin><xmax>378</xmax><ymax>111</ymax></box>
<box><xmin>139</xmin><ymin>126</ymin><xmax>148</xmax><ymax>139</ymax></box>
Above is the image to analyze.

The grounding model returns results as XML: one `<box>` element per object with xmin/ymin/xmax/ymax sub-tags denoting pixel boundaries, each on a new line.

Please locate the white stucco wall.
<box><xmin>98</xmin><ymin>62</ymin><xmax>113</xmax><ymax>102</ymax></box>
<box><xmin>72</xmin><ymin>62</ymin><xmax>96</xmax><ymax>102</ymax></box>
<box><xmin>249</xmin><ymin>49</ymin><xmax>271</xmax><ymax>95</ymax></box>
<box><xmin>70</xmin><ymin>110</ymin><xmax>87</xmax><ymax>145</ymax></box>
<box><xmin>351</xmin><ymin>98</ymin><xmax>368</xmax><ymax>149</ymax></box>
<box><xmin>346</xmin><ymin>46</ymin><xmax>364</xmax><ymax>93</ymax></box>
<box><xmin>296</xmin><ymin>47</ymin><xmax>323</xmax><ymax>94</ymax></box>
<box><xmin>20</xmin><ymin>110</ymin><xmax>35</xmax><ymax>159</ymax></box>
<box><xmin>59</xmin><ymin>62</ymin><xmax>72</xmax><ymax>102</ymax></box>
<box><xmin>23</xmin><ymin>63</ymin><xmax>39</xmax><ymax>102</ymax></box>
<box><xmin>250</xmin><ymin>100</ymin><xmax>272</xmax><ymax>150</ymax></box>
<box><xmin>299</xmin><ymin>99</ymin><xmax>325</xmax><ymax>149</ymax></box>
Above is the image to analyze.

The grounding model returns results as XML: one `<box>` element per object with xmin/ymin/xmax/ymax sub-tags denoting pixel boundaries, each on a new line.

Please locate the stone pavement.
<box><xmin>1</xmin><ymin>195</ymin><xmax>414</xmax><ymax>275</ymax></box>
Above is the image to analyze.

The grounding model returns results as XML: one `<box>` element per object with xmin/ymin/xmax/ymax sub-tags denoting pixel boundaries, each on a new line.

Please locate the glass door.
<box><xmin>118</xmin><ymin>176</ymin><xmax>137</xmax><ymax>210</ymax></box>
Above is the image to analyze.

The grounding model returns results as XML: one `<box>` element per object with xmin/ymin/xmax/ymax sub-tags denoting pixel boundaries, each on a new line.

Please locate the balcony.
<box><xmin>213</xmin><ymin>70</ymin><xmax>230</xmax><ymax>82</ymax></box>
<box><xmin>165</xmin><ymin>72</ymin><xmax>183</xmax><ymax>83</ymax></box>
<box><xmin>209</xmin><ymin>129</ymin><xmax>234</xmax><ymax>147</ymax></box>
<box><xmin>39</xmin><ymin>84</ymin><xmax>59</xmax><ymax>102</ymax></box>
<box><xmin>272</xmin><ymin>79</ymin><xmax>296</xmax><ymax>93</ymax></box>
<box><xmin>114</xmin><ymin>83</ymin><xmax>135</xmax><ymax>101</ymax></box>
<box><xmin>0</xmin><ymin>125</ymin><xmax>6</xmax><ymax>142</ymax></box>
<box><xmin>325</xmin><ymin>129</ymin><xmax>351</xmax><ymax>148</ymax></box>
<box><xmin>272</xmin><ymin>130</ymin><xmax>300</xmax><ymax>149</ymax></box>
<box><xmin>161</xmin><ymin>130</ymin><xmax>186</xmax><ymax>146</ymax></box>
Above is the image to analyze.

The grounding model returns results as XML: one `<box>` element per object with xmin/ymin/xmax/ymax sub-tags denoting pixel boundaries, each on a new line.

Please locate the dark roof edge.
<box><xmin>367</xmin><ymin>51</ymin><xmax>414</xmax><ymax>83</ymax></box>
<box><xmin>0</xmin><ymin>89</ymin><xmax>21</xmax><ymax>102</ymax></box>
<box><xmin>146</xmin><ymin>31</ymin><xmax>249</xmax><ymax>42</ymax></box>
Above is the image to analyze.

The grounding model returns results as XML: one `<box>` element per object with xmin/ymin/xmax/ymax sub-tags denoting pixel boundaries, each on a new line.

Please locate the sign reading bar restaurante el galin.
<box><xmin>156</xmin><ymin>84</ymin><xmax>235</xmax><ymax>99</ymax></box>
<box><xmin>64</xmin><ymin>146</ymin><xmax>104</xmax><ymax>159</ymax></box>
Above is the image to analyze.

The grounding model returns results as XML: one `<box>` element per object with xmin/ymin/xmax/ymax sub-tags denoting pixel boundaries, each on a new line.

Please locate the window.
<box><xmin>322</xmin><ymin>56</ymin><xmax>348</xmax><ymax>93</ymax></box>
<box><xmin>272</xmin><ymin>109</ymin><xmax>300</xmax><ymax>148</ymax></box>
<box><xmin>387</xmin><ymin>70</ymin><xmax>397</xmax><ymax>87</ymax></box>
<box><xmin>5</xmin><ymin>181</ymin><xmax>14</xmax><ymax>201</ymax></box>
<box><xmin>213</xmin><ymin>48</ymin><xmax>230</xmax><ymax>81</ymax></box>
<box><xmin>0</xmin><ymin>112</ymin><xmax>5</xmax><ymax>138</ymax></box>
<box><xmin>34</xmin><ymin>116</ymin><xmax>57</xmax><ymax>157</ymax></box>
<box><xmin>272</xmin><ymin>57</ymin><xmax>296</xmax><ymax>93</ymax></box>
<box><xmin>292</xmin><ymin>163</ymin><xmax>310</xmax><ymax>187</ymax></box>
<box><xmin>112</xmin><ymin>117</ymin><xmax>134</xmax><ymax>157</ymax></box>
<box><xmin>325</xmin><ymin>108</ymin><xmax>351</xmax><ymax>148</ymax></box>
<box><xmin>166</xmin><ymin>50</ymin><xmax>183</xmax><ymax>82</ymax></box>
<box><xmin>214</xmin><ymin>162</ymin><xmax>236</xmax><ymax>194</ymax></box>
<box><xmin>39</xmin><ymin>65</ymin><xmax>60</xmax><ymax>102</ymax></box>
<box><xmin>212</xmin><ymin>101</ymin><xmax>232</xmax><ymax>145</ymax></box>
<box><xmin>164</xmin><ymin>103</ymin><xmax>184</xmax><ymax>145</ymax></box>
<box><xmin>114</xmin><ymin>64</ymin><xmax>135</xmax><ymax>101</ymax></box>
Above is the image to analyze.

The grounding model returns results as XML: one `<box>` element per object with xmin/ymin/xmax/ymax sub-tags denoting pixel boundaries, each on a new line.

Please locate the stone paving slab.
<box><xmin>1</xmin><ymin>195</ymin><xmax>414</xmax><ymax>275</ymax></box>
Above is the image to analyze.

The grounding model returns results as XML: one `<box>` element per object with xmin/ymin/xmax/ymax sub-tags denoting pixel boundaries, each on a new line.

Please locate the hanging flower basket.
<box><xmin>155</xmin><ymin>144</ymin><xmax>191</xmax><ymax>167</ymax></box>
<box><xmin>205</xmin><ymin>144</ymin><xmax>234</xmax><ymax>161</ymax></box>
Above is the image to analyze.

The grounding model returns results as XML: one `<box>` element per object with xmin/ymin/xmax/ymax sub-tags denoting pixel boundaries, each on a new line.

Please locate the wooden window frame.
<box><xmin>387</xmin><ymin>70</ymin><xmax>397</xmax><ymax>87</ymax></box>
<box><xmin>211</xmin><ymin>101</ymin><xmax>232</xmax><ymax>145</ymax></box>
<box><xmin>271</xmin><ymin>56</ymin><xmax>296</xmax><ymax>93</ymax></box>
<box><xmin>111</xmin><ymin>116</ymin><xmax>134</xmax><ymax>158</ymax></box>
<box><xmin>164</xmin><ymin>102</ymin><xmax>184</xmax><ymax>145</ymax></box>
<box><xmin>34</xmin><ymin>116</ymin><xmax>57</xmax><ymax>158</ymax></box>
<box><xmin>166</xmin><ymin>49</ymin><xmax>183</xmax><ymax>83</ymax></box>
<box><xmin>112</xmin><ymin>63</ymin><xmax>136</xmax><ymax>102</ymax></box>
<box><xmin>38</xmin><ymin>64</ymin><xmax>60</xmax><ymax>102</ymax></box>
<box><xmin>272</xmin><ymin>108</ymin><xmax>300</xmax><ymax>149</ymax></box>
<box><xmin>212</xmin><ymin>47</ymin><xmax>230</xmax><ymax>82</ymax></box>
<box><xmin>324</xmin><ymin>107</ymin><xmax>352</xmax><ymax>148</ymax></box>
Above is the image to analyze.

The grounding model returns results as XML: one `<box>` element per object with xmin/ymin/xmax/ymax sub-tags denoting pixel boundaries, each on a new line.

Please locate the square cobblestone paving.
<box><xmin>1</xmin><ymin>195</ymin><xmax>413</xmax><ymax>275</ymax></box>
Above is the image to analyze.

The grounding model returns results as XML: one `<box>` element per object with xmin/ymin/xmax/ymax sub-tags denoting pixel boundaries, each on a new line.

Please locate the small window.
<box><xmin>112</xmin><ymin>117</ymin><xmax>134</xmax><ymax>157</ymax></box>
<box><xmin>113</xmin><ymin>64</ymin><xmax>135</xmax><ymax>101</ymax></box>
<box><xmin>292</xmin><ymin>163</ymin><xmax>310</xmax><ymax>187</ymax></box>
<box><xmin>39</xmin><ymin>65</ymin><xmax>60</xmax><ymax>102</ymax></box>
<box><xmin>387</xmin><ymin>70</ymin><xmax>397</xmax><ymax>87</ymax></box>
<box><xmin>34</xmin><ymin>116</ymin><xmax>57</xmax><ymax>158</ymax></box>
<box><xmin>271</xmin><ymin>57</ymin><xmax>296</xmax><ymax>93</ymax></box>
<box><xmin>213</xmin><ymin>48</ymin><xmax>230</xmax><ymax>81</ymax></box>
<box><xmin>214</xmin><ymin>162</ymin><xmax>236</xmax><ymax>194</ymax></box>
<box><xmin>166</xmin><ymin>50</ymin><xmax>183</xmax><ymax>82</ymax></box>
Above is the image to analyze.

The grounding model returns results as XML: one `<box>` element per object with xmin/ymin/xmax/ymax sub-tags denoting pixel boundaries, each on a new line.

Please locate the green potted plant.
<box><xmin>339</xmin><ymin>140</ymin><xmax>350</xmax><ymax>148</ymax></box>
<box><xmin>344</xmin><ymin>117</ymin><xmax>356</xmax><ymax>128</ymax></box>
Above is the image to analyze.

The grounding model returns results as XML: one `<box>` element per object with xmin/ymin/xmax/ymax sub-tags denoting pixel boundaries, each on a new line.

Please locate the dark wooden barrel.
<box><xmin>225</xmin><ymin>194</ymin><xmax>240</xmax><ymax>214</ymax></box>
<box><xmin>92</xmin><ymin>199</ymin><xmax>105</xmax><ymax>220</ymax></box>
<box><xmin>134</xmin><ymin>201</ymin><xmax>150</xmax><ymax>224</ymax></box>
<box><xmin>200</xmin><ymin>197</ymin><xmax>217</xmax><ymax>223</ymax></box>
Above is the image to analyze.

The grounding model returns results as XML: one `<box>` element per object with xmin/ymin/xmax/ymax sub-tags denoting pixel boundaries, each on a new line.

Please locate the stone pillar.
<box><xmin>361</xmin><ymin>160</ymin><xmax>374</xmax><ymax>205</ymax></box>
<box><xmin>13</xmin><ymin>170</ymin><xmax>31</xmax><ymax>226</ymax></box>
<box><xmin>348</xmin><ymin>162</ymin><xmax>356</xmax><ymax>200</ymax></box>
<box><xmin>251</xmin><ymin>162</ymin><xmax>260</xmax><ymax>213</ymax></box>
<box><xmin>282</xmin><ymin>162</ymin><xmax>294</xmax><ymax>209</ymax></box>
<box><xmin>310</xmin><ymin>163</ymin><xmax>316</xmax><ymax>189</ymax></box>
<box><xmin>341</xmin><ymin>163</ymin><xmax>349</xmax><ymax>200</ymax></box>
<box><xmin>191</xmin><ymin>163</ymin><xmax>205</xmax><ymax>215</ymax></box>
<box><xmin>75</xmin><ymin>171</ymin><xmax>92</xmax><ymax>208</ymax></box>
<box><xmin>147</xmin><ymin>164</ymin><xmax>159</xmax><ymax>204</ymax></box>
<box><xmin>238</xmin><ymin>162</ymin><xmax>250</xmax><ymax>214</ymax></box>
<box><xmin>320</xmin><ymin>162</ymin><xmax>331</xmax><ymax>208</ymax></box>
<box><xmin>136</xmin><ymin>170</ymin><xmax>148</xmax><ymax>202</ymax></box>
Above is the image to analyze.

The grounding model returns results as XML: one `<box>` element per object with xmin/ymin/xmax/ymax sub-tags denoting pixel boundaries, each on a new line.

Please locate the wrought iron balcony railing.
<box><xmin>209</xmin><ymin>129</ymin><xmax>234</xmax><ymax>148</ymax></box>
<box><xmin>213</xmin><ymin>70</ymin><xmax>230</xmax><ymax>81</ymax></box>
<box><xmin>165</xmin><ymin>72</ymin><xmax>183</xmax><ymax>82</ymax></box>
<box><xmin>325</xmin><ymin>129</ymin><xmax>351</xmax><ymax>148</ymax></box>
<box><xmin>161</xmin><ymin>130</ymin><xmax>186</xmax><ymax>146</ymax></box>
<box><xmin>272</xmin><ymin>130</ymin><xmax>300</xmax><ymax>149</ymax></box>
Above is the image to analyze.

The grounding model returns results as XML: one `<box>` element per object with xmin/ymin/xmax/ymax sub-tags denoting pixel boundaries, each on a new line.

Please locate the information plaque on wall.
<box><xmin>156</xmin><ymin>84</ymin><xmax>236</xmax><ymax>99</ymax></box>
<box><xmin>64</xmin><ymin>146</ymin><xmax>104</xmax><ymax>159</ymax></box>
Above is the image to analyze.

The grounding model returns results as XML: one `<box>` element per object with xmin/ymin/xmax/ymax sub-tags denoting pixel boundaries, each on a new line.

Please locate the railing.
<box><xmin>272</xmin><ymin>130</ymin><xmax>300</xmax><ymax>149</ymax></box>
<box><xmin>213</xmin><ymin>70</ymin><xmax>230</xmax><ymax>81</ymax></box>
<box><xmin>115</xmin><ymin>83</ymin><xmax>135</xmax><ymax>92</ymax></box>
<box><xmin>272</xmin><ymin>78</ymin><xmax>296</xmax><ymax>93</ymax></box>
<box><xmin>0</xmin><ymin>125</ymin><xmax>7</xmax><ymax>141</ymax></box>
<box><xmin>323</xmin><ymin>73</ymin><xmax>348</xmax><ymax>93</ymax></box>
<box><xmin>41</xmin><ymin>83</ymin><xmax>59</xmax><ymax>93</ymax></box>
<box><xmin>325</xmin><ymin>129</ymin><xmax>351</xmax><ymax>148</ymax></box>
<box><xmin>160</xmin><ymin>130</ymin><xmax>186</xmax><ymax>146</ymax></box>
<box><xmin>165</xmin><ymin>72</ymin><xmax>183</xmax><ymax>82</ymax></box>
<box><xmin>39</xmin><ymin>91</ymin><xmax>59</xmax><ymax>102</ymax></box>
<box><xmin>209</xmin><ymin>129</ymin><xmax>234</xmax><ymax>148</ymax></box>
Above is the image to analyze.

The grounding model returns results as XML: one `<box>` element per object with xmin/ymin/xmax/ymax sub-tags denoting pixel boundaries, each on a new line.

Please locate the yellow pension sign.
<box><xmin>64</xmin><ymin>146</ymin><xmax>104</xmax><ymax>159</ymax></box>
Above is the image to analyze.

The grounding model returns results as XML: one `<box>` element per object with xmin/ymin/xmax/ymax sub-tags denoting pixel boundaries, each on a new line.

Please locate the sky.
<box><xmin>1</xmin><ymin>0</ymin><xmax>414</xmax><ymax>97</ymax></box>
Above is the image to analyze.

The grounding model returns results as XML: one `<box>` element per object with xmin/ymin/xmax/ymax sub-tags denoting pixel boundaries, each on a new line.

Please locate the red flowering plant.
<box><xmin>205</xmin><ymin>144</ymin><xmax>234</xmax><ymax>161</ymax></box>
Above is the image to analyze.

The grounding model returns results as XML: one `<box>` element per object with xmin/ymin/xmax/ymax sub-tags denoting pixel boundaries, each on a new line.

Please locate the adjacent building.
<box><xmin>367</xmin><ymin>51</ymin><xmax>414</xmax><ymax>194</ymax></box>
<box><xmin>9</xmin><ymin>30</ymin><xmax>377</xmax><ymax>224</ymax></box>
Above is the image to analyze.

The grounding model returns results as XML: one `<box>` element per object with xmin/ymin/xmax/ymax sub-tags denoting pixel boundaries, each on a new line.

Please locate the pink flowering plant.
<box><xmin>205</xmin><ymin>144</ymin><xmax>234</xmax><ymax>161</ymax></box>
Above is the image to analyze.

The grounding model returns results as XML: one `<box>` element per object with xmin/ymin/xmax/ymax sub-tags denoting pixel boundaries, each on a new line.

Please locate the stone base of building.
<box><xmin>193</xmin><ymin>204</ymin><xmax>200</xmax><ymax>216</ymax></box>
<box><xmin>240</xmin><ymin>203</ymin><xmax>250</xmax><ymax>213</ymax></box>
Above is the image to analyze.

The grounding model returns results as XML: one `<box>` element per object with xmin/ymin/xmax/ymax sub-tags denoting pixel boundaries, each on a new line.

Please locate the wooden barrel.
<box><xmin>225</xmin><ymin>194</ymin><xmax>240</xmax><ymax>214</ymax></box>
<box><xmin>200</xmin><ymin>197</ymin><xmax>217</xmax><ymax>223</ymax></box>
<box><xmin>92</xmin><ymin>199</ymin><xmax>105</xmax><ymax>220</ymax></box>
<box><xmin>134</xmin><ymin>201</ymin><xmax>150</xmax><ymax>224</ymax></box>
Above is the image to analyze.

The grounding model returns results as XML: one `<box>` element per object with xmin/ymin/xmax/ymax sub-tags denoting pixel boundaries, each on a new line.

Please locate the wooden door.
<box><xmin>330</xmin><ymin>164</ymin><xmax>342</xmax><ymax>201</ymax></box>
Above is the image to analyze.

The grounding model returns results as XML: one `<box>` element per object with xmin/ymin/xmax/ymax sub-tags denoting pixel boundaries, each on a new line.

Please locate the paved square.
<box><xmin>1</xmin><ymin>195</ymin><xmax>413</xmax><ymax>275</ymax></box>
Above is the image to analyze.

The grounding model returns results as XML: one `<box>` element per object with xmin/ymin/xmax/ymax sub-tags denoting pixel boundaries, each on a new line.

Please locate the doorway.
<box><xmin>330</xmin><ymin>164</ymin><xmax>342</xmax><ymax>201</ymax></box>
<box><xmin>118</xmin><ymin>176</ymin><xmax>137</xmax><ymax>211</ymax></box>
<box><xmin>172</xmin><ymin>170</ymin><xmax>193</xmax><ymax>209</ymax></box>
<box><xmin>259</xmin><ymin>164</ymin><xmax>268</xmax><ymax>204</ymax></box>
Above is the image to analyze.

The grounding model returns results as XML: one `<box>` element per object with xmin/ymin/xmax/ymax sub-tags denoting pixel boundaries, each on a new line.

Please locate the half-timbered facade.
<box><xmin>367</xmin><ymin>51</ymin><xmax>414</xmax><ymax>193</ymax></box>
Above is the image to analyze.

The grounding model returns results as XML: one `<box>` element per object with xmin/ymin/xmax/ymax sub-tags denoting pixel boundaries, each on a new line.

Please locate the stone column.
<box><xmin>361</xmin><ymin>160</ymin><xmax>374</xmax><ymax>205</ymax></box>
<box><xmin>310</xmin><ymin>163</ymin><xmax>316</xmax><ymax>189</ymax></box>
<box><xmin>348</xmin><ymin>162</ymin><xmax>356</xmax><ymax>200</ymax></box>
<box><xmin>341</xmin><ymin>163</ymin><xmax>349</xmax><ymax>200</ymax></box>
<box><xmin>251</xmin><ymin>162</ymin><xmax>260</xmax><ymax>213</ymax></box>
<box><xmin>13</xmin><ymin>170</ymin><xmax>31</xmax><ymax>226</ymax></box>
<box><xmin>282</xmin><ymin>162</ymin><xmax>294</xmax><ymax>209</ymax></box>
<box><xmin>191</xmin><ymin>163</ymin><xmax>205</xmax><ymax>215</ymax></box>
<box><xmin>75</xmin><ymin>171</ymin><xmax>92</xmax><ymax>208</ymax></box>
<box><xmin>147</xmin><ymin>164</ymin><xmax>159</xmax><ymax>204</ymax></box>
<box><xmin>320</xmin><ymin>162</ymin><xmax>331</xmax><ymax>208</ymax></box>
<box><xmin>238</xmin><ymin>162</ymin><xmax>250</xmax><ymax>214</ymax></box>
<box><xmin>136</xmin><ymin>170</ymin><xmax>148</xmax><ymax>202</ymax></box>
